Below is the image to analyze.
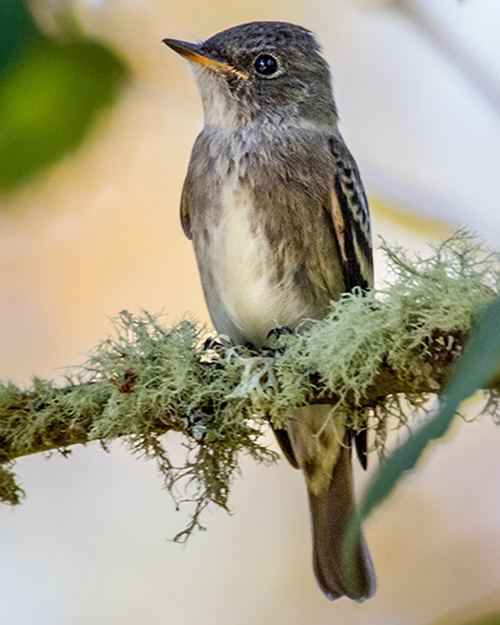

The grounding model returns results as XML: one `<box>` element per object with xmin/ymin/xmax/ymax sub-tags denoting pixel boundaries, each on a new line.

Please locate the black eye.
<box><xmin>254</xmin><ymin>54</ymin><xmax>279</xmax><ymax>76</ymax></box>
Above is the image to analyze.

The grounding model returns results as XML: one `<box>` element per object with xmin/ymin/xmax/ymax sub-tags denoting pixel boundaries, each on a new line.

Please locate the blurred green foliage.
<box><xmin>461</xmin><ymin>615</ymin><xmax>500</xmax><ymax>625</ymax></box>
<box><xmin>0</xmin><ymin>0</ymin><xmax>40</xmax><ymax>77</ymax></box>
<box><xmin>433</xmin><ymin>613</ymin><xmax>500</xmax><ymax>625</ymax></box>
<box><xmin>0</xmin><ymin>0</ymin><xmax>129</xmax><ymax>193</ymax></box>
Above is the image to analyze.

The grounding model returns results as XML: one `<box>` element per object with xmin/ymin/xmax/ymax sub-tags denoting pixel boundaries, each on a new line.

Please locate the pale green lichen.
<box><xmin>0</xmin><ymin>231</ymin><xmax>499</xmax><ymax>538</ymax></box>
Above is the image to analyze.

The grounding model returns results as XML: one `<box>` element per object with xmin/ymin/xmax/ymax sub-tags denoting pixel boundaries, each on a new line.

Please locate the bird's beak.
<box><xmin>163</xmin><ymin>38</ymin><xmax>248</xmax><ymax>79</ymax></box>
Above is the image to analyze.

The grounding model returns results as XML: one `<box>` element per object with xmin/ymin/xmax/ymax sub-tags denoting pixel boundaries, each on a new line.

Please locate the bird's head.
<box><xmin>164</xmin><ymin>21</ymin><xmax>337</xmax><ymax>130</ymax></box>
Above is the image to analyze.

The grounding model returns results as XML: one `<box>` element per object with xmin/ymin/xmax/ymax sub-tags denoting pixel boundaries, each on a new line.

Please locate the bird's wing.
<box><xmin>327</xmin><ymin>136</ymin><xmax>373</xmax><ymax>291</ymax></box>
<box><xmin>180</xmin><ymin>175</ymin><xmax>192</xmax><ymax>240</ymax></box>
<box><xmin>327</xmin><ymin>136</ymin><xmax>374</xmax><ymax>469</ymax></box>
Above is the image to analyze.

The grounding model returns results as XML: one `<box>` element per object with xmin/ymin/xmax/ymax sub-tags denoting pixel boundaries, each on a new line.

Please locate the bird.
<box><xmin>163</xmin><ymin>21</ymin><xmax>375</xmax><ymax>601</ymax></box>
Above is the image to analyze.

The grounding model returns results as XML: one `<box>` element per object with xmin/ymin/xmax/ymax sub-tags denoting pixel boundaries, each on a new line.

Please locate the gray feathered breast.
<box><xmin>181</xmin><ymin>124</ymin><xmax>372</xmax><ymax>346</ymax></box>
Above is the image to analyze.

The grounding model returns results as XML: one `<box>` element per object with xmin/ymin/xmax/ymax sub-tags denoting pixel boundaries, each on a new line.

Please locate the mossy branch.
<box><xmin>1</xmin><ymin>231</ymin><xmax>500</xmax><ymax>540</ymax></box>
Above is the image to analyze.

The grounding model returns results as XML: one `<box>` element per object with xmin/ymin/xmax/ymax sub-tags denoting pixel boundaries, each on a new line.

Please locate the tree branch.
<box><xmin>1</xmin><ymin>231</ymin><xmax>499</xmax><ymax>539</ymax></box>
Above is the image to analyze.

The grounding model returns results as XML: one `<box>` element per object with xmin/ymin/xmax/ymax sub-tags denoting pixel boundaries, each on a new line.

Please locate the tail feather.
<box><xmin>286</xmin><ymin>404</ymin><xmax>376</xmax><ymax>601</ymax></box>
<box><xmin>308</xmin><ymin>442</ymin><xmax>375</xmax><ymax>601</ymax></box>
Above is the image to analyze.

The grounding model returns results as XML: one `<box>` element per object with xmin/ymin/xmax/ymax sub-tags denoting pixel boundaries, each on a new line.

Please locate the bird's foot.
<box><xmin>264</xmin><ymin>326</ymin><xmax>295</xmax><ymax>355</ymax></box>
<box><xmin>267</xmin><ymin>326</ymin><xmax>294</xmax><ymax>341</ymax></box>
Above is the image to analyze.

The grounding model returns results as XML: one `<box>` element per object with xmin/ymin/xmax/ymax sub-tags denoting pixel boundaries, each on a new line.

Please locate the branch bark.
<box><xmin>1</xmin><ymin>232</ymin><xmax>498</xmax><ymax>536</ymax></box>
<box><xmin>0</xmin><ymin>326</ymin><xmax>488</xmax><ymax>468</ymax></box>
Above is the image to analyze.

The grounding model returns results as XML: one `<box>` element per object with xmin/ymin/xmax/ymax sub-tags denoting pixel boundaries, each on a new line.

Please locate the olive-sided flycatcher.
<box><xmin>164</xmin><ymin>21</ymin><xmax>375</xmax><ymax>601</ymax></box>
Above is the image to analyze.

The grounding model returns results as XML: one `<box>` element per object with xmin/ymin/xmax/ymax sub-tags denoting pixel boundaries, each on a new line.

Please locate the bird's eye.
<box><xmin>254</xmin><ymin>54</ymin><xmax>279</xmax><ymax>76</ymax></box>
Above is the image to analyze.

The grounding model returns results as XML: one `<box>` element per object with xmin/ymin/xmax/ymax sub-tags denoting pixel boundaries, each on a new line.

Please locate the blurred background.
<box><xmin>1</xmin><ymin>0</ymin><xmax>500</xmax><ymax>623</ymax></box>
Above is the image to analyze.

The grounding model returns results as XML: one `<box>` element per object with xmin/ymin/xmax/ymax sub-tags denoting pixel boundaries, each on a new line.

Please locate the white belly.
<box><xmin>205</xmin><ymin>186</ymin><xmax>308</xmax><ymax>347</ymax></box>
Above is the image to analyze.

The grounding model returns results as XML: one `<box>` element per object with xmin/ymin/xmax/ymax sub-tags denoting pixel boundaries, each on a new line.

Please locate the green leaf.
<box><xmin>0</xmin><ymin>1</ymin><xmax>129</xmax><ymax>193</ymax></box>
<box><xmin>361</xmin><ymin>295</ymin><xmax>500</xmax><ymax>519</ymax></box>
<box><xmin>0</xmin><ymin>0</ymin><xmax>41</xmax><ymax>77</ymax></box>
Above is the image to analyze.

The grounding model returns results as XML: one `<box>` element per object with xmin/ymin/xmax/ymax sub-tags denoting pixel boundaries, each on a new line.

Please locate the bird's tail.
<box><xmin>308</xmin><ymin>439</ymin><xmax>375</xmax><ymax>601</ymax></box>
<box><xmin>286</xmin><ymin>404</ymin><xmax>376</xmax><ymax>601</ymax></box>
